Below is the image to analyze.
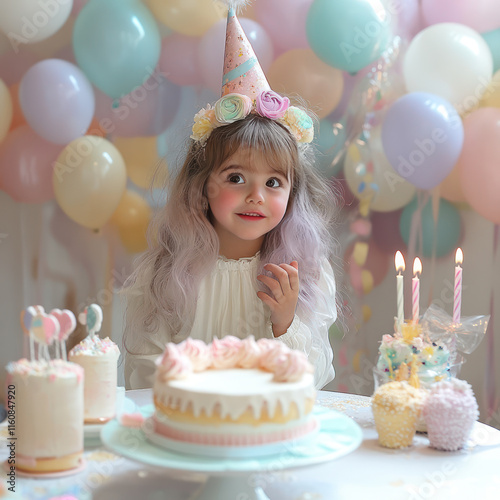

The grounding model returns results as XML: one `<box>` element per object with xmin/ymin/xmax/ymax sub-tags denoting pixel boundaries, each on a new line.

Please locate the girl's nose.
<box><xmin>246</xmin><ymin>184</ymin><xmax>265</xmax><ymax>204</ymax></box>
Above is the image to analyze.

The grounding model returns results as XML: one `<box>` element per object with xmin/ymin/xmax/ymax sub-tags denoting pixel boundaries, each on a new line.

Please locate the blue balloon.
<box><xmin>306</xmin><ymin>0</ymin><xmax>393</xmax><ymax>73</ymax></box>
<box><xmin>482</xmin><ymin>28</ymin><xmax>500</xmax><ymax>73</ymax></box>
<box><xmin>400</xmin><ymin>198</ymin><xmax>461</xmax><ymax>258</ymax></box>
<box><xmin>73</xmin><ymin>0</ymin><xmax>161</xmax><ymax>99</ymax></box>
<box><xmin>314</xmin><ymin>119</ymin><xmax>345</xmax><ymax>177</ymax></box>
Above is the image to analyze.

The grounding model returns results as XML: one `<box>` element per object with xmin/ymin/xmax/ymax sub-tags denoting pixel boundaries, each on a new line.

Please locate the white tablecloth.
<box><xmin>2</xmin><ymin>390</ymin><xmax>500</xmax><ymax>499</ymax></box>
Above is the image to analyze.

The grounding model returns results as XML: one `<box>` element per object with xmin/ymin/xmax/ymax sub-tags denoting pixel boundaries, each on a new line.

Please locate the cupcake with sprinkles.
<box><xmin>69</xmin><ymin>304</ymin><xmax>120</xmax><ymax>424</ymax></box>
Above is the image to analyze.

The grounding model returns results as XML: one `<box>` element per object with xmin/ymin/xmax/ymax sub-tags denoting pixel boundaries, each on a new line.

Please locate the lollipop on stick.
<box><xmin>30</xmin><ymin>311</ymin><xmax>60</xmax><ymax>361</ymax></box>
<box><xmin>50</xmin><ymin>309</ymin><xmax>77</xmax><ymax>361</ymax></box>
<box><xmin>20</xmin><ymin>306</ymin><xmax>38</xmax><ymax>361</ymax></box>
<box><xmin>78</xmin><ymin>304</ymin><xmax>103</xmax><ymax>337</ymax></box>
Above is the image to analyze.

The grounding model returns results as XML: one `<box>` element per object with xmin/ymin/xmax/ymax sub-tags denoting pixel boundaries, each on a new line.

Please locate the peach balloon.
<box><xmin>0</xmin><ymin>79</ymin><xmax>13</xmax><ymax>143</ymax></box>
<box><xmin>439</xmin><ymin>165</ymin><xmax>466</xmax><ymax>203</ymax></box>
<box><xmin>8</xmin><ymin>83</ymin><xmax>27</xmax><ymax>131</ymax></box>
<box><xmin>458</xmin><ymin>107</ymin><xmax>500</xmax><ymax>224</ymax></box>
<box><xmin>53</xmin><ymin>136</ymin><xmax>127</xmax><ymax>229</ymax></box>
<box><xmin>267</xmin><ymin>49</ymin><xmax>343</xmax><ymax>119</ymax></box>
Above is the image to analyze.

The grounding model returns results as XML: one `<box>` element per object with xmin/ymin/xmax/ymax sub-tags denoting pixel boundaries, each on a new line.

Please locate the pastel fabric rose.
<box><xmin>281</xmin><ymin>106</ymin><xmax>314</xmax><ymax>143</ymax></box>
<box><xmin>214</xmin><ymin>93</ymin><xmax>252</xmax><ymax>125</ymax></box>
<box><xmin>191</xmin><ymin>105</ymin><xmax>217</xmax><ymax>143</ymax></box>
<box><xmin>256</xmin><ymin>90</ymin><xmax>290</xmax><ymax>120</ymax></box>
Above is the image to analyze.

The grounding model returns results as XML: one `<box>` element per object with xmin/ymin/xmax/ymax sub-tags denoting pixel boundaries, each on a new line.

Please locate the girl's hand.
<box><xmin>257</xmin><ymin>261</ymin><xmax>299</xmax><ymax>337</ymax></box>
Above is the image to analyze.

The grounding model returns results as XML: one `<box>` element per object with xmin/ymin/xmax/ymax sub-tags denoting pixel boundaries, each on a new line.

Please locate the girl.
<box><xmin>123</xmin><ymin>111</ymin><xmax>339</xmax><ymax>390</ymax></box>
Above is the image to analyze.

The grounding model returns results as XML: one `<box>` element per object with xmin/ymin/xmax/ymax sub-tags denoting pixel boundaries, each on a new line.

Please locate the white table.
<box><xmin>2</xmin><ymin>390</ymin><xmax>500</xmax><ymax>499</ymax></box>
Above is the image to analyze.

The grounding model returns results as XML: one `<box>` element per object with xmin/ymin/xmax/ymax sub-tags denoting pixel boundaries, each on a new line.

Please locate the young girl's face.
<box><xmin>207</xmin><ymin>148</ymin><xmax>291</xmax><ymax>257</ymax></box>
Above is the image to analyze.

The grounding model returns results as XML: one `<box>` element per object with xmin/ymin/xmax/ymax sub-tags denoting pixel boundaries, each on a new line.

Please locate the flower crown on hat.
<box><xmin>191</xmin><ymin>3</ymin><xmax>314</xmax><ymax>145</ymax></box>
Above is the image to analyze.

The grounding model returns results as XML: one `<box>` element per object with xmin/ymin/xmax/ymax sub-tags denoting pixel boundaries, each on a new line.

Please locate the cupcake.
<box><xmin>423</xmin><ymin>379</ymin><xmax>479</xmax><ymax>451</ymax></box>
<box><xmin>372</xmin><ymin>381</ymin><xmax>426</xmax><ymax>448</ymax></box>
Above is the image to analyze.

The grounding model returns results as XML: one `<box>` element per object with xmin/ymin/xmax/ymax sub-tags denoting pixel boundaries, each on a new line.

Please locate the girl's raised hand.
<box><xmin>257</xmin><ymin>261</ymin><xmax>299</xmax><ymax>337</ymax></box>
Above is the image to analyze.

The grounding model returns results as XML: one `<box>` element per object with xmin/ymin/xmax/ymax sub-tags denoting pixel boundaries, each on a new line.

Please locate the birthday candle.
<box><xmin>453</xmin><ymin>248</ymin><xmax>463</xmax><ymax>324</ymax></box>
<box><xmin>412</xmin><ymin>258</ymin><xmax>422</xmax><ymax>324</ymax></box>
<box><xmin>395</xmin><ymin>251</ymin><xmax>405</xmax><ymax>328</ymax></box>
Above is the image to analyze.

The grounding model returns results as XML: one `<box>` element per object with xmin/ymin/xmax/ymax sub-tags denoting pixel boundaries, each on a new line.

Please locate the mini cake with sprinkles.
<box><xmin>423</xmin><ymin>379</ymin><xmax>479</xmax><ymax>451</ymax></box>
<box><xmin>69</xmin><ymin>304</ymin><xmax>120</xmax><ymax>424</ymax></box>
<box><xmin>371</xmin><ymin>381</ymin><xmax>426</xmax><ymax>449</ymax></box>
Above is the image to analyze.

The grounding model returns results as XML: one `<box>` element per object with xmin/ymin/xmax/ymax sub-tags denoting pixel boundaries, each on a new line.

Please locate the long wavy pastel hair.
<box><xmin>123</xmin><ymin>114</ymin><xmax>339</xmax><ymax>354</ymax></box>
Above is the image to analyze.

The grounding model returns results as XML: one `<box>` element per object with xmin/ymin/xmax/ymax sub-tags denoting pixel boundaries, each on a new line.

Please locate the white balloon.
<box><xmin>0</xmin><ymin>0</ymin><xmax>73</xmax><ymax>45</ymax></box>
<box><xmin>344</xmin><ymin>126</ymin><xmax>416</xmax><ymax>213</ymax></box>
<box><xmin>403</xmin><ymin>23</ymin><xmax>493</xmax><ymax>114</ymax></box>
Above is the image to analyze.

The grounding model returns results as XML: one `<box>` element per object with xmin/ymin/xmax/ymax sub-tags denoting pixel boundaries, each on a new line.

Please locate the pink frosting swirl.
<box><xmin>256</xmin><ymin>90</ymin><xmax>290</xmax><ymax>120</ymax></box>
<box><xmin>238</xmin><ymin>335</ymin><xmax>262</xmax><ymax>369</ymax></box>
<box><xmin>259</xmin><ymin>340</ymin><xmax>291</xmax><ymax>372</ymax></box>
<box><xmin>155</xmin><ymin>344</ymin><xmax>192</xmax><ymax>381</ymax></box>
<box><xmin>178</xmin><ymin>338</ymin><xmax>212</xmax><ymax>371</ymax></box>
<box><xmin>273</xmin><ymin>350</ymin><xmax>313</xmax><ymax>382</ymax></box>
<box><xmin>211</xmin><ymin>336</ymin><xmax>243</xmax><ymax>369</ymax></box>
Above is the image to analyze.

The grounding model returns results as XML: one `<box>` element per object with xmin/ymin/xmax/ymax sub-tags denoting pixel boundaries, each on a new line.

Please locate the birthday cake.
<box><xmin>69</xmin><ymin>304</ymin><xmax>120</xmax><ymax>424</ymax></box>
<box><xmin>151</xmin><ymin>336</ymin><xmax>317</xmax><ymax>449</ymax></box>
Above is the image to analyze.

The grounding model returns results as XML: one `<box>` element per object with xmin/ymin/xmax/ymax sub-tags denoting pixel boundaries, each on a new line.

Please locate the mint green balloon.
<box><xmin>482</xmin><ymin>29</ymin><xmax>500</xmax><ymax>73</ymax></box>
<box><xmin>73</xmin><ymin>0</ymin><xmax>161</xmax><ymax>99</ymax></box>
<box><xmin>306</xmin><ymin>0</ymin><xmax>393</xmax><ymax>73</ymax></box>
<box><xmin>400</xmin><ymin>198</ymin><xmax>461</xmax><ymax>258</ymax></box>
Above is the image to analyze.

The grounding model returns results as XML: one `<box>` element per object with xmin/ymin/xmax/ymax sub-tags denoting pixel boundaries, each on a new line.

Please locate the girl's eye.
<box><xmin>228</xmin><ymin>174</ymin><xmax>244</xmax><ymax>184</ymax></box>
<box><xmin>266</xmin><ymin>178</ymin><xmax>281</xmax><ymax>188</ymax></box>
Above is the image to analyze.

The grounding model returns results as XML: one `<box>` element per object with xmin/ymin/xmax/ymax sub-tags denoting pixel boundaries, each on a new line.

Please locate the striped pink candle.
<box><xmin>412</xmin><ymin>258</ymin><xmax>422</xmax><ymax>324</ymax></box>
<box><xmin>453</xmin><ymin>248</ymin><xmax>463</xmax><ymax>324</ymax></box>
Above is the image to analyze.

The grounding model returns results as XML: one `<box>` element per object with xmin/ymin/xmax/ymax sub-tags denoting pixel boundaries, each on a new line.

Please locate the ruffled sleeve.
<box><xmin>273</xmin><ymin>258</ymin><xmax>336</xmax><ymax>389</ymax></box>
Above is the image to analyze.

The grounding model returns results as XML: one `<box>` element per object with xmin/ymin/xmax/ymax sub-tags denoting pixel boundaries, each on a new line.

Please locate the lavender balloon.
<box><xmin>381</xmin><ymin>92</ymin><xmax>464</xmax><ymax>190</ymax></box>
<box><xmin>19</xmin><ymin>59</ymin><xmax>95</xmax><ymax>145</ymax></box>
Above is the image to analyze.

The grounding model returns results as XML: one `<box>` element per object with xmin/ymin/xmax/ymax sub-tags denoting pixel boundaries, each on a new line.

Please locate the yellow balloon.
<box><xmin>111</xmin><ymin>190</ymin><xmax>152</xmax><ymax>253</ymax></box>
<box><xmin>114</xmin><ymin>136</ymin><xmax>168</xmax><ymax>189</ymax></box>
<box><xmin>145</xmin><ymin>0</ymin><xmax>224</xmax><ymax>36</ymax></box>
<box><xmin>439</xmin><ymin>164</ymin><xmax>466</xmax><ymax>203</ymax></box>
<box><xmin>480</xmin><ymin>70</ymin><xmax>500</xmax><ymax>109</ymax></box>
<box><xmin>53</xmin><ymin>136</ymin><xmax>127</xmax><ymax>230</ymax></box>
<box><xmin>0</xmin><ymin>79</ymin><xmax>13</xmax><ymax>144</ymax></box>
<box><xmin>267</xmin><ymin>49</ymin><xmax>344</xmax><ymax>119</ymax></box>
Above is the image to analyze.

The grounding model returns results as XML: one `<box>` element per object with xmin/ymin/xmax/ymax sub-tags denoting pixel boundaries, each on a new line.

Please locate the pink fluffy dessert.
<box><xmin>423</xmin><ymin>379</ymin><xmax>479</xmax><ymax>451</ymax></box>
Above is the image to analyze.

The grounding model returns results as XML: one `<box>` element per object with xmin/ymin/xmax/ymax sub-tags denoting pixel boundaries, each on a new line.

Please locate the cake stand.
<box><xmin>100</xmin><ymin>405</ymin><xmax>362</xmax><ymax>500</ymax></box>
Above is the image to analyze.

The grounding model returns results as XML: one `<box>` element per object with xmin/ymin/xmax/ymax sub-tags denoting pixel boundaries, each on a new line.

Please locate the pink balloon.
<box><xmin>422</xmin><ymin>0</ymin><xmax>500</xmax><ymax>33</ymax></box>
<box><xmin>254</xmin><ymin>0</ymin><xmax>312</xmax><ymax>53</ymax></box>
<box><xmin>50</xmin><ymin>308</ymin><xmax>77</xmax><ymax>341</ymax></box>
<box><xmin>0</xmin><ymin>126</ymin><xmax>61</xmax><ymax>203</ymax></box>
<box><xmin>198</xmin><ymin>18</ymin><xmax>274</xmax><ymax>95</ymax></box>
<box><xmin>0</xmin><ymin>50</ymin><xmax>40</xmax><ymax>85</ymax></box>
<box><xmin>371</xmin><ymin>209</ymin><xmax>407</xmax><ymax>255</ymax></box>
<box><xmin>458</xmin><ymin>107</ymin><xmax>500</xmax><ymax>224</ymax></box>
<box><xmin>159</xmin><ymin>34</ymin><xmax>201</xmax><ymax>86</ymax></box>
<box><xmin>94</xmin><ymin>73</ymin><xmax>181</xmax><ymax>137</ymax></box>
<box><xmin>391</xmin><ymin>0</ymin><xmax>423</xmax><ymax>40</ymax></box>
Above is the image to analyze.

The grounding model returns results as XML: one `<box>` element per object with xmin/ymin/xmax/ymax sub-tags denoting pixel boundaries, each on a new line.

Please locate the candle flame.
<box><xmin>413</xmin><ymin>257</ymin><xmax>422</xmax><ymax>276</ymax></box>
<box><xmin>395</xmin><ymin>251</ymin><xmax>405</xmax><ymax>273</ymax></box>
<box><xmin>456</xmin><ymin>248</ymin><xmax>463</xmax><ymax>266</ymax></box>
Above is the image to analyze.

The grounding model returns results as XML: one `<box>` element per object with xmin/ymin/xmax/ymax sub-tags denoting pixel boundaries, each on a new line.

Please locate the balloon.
<box><xmin>381</xmin><ymin>92</ymin><xmax>464</xmax><ymax>190</ymax></box>
<box><xmin>0</xmin><ymin>49</ymin><xmax>40</xmax><ymax>86</ymax></box>
<box><xmin>0</xmin><ymin>126</ymin><xmax>61</xmax><ymax>203</ymax></box>
<box><xmin>73</xmin><ymin>0</ymin><xmax>161</xmax><ymax>99</ymax></box>
<box><xmin>306</xmin><ymin>0</ymin><xmax>393</xmax><ymax>73</ymax></box>
<box><xmin>482</xmin><ymin>29</ymin><xmax>500</xmax><ymax>74</ymax></box>
<box><xmin>19</xmin><ymin>59</ymin><xmax>95</xmax><ymax>145</ymax></box>
<box><xmin>268</xmin><ymin>49</ymin><xmax>343</xmax><ymax>119</ymax></box>
<box><xmin>114</xmin><ymin>136</ymin><xmax>168</xmax><ymax>189</ymax></box>
<box><xmin>400</xmin><ymin>198</ymin><xmax>462</xmax><ymax>258</ymax></box>
<box><xmin>421</xmin><ymin>0</ymin><xmax>500</xmax><ymax>34</ymax></box>
<box><xmin>254</xmin><ymin>0</ymin><xmax>312</xmax><ymax>53</ymax></box>
<box><xmin>94</xmin><ymin>73</ymin><xmax>181</xmax><ymax>138</ymax></box>
<box><xmin>110</xmin><ymin>190</ymin><xmax>152</xmax><ymax>253</ymax></box>
<box><xmin>159</xmin><ymin>34</ymin><xmax>202</xmax><ymax>87</ymax></box>
<box><xmin>344</xmin><ymin>126</ymin><xmax>417</xmax><ymax>212</ymax></box>
<box><xmin>198</xmin><ymin>18</ymin><xmax>274</xmax><ymax>96</ymax></box>
<box><xmin>392</xmin><ymin>0</ymin><xmax>422</xmax><ymax>41</ymax></box>
<box><xmin>457</xmin><ymin>107</ymin><xmax>500</xmax><ymax>224</ymax></box>
<box><xmin>0</xmin><ymin>0</ymin><xmax>72</xmax><ymax>45</ymax></box>
<box><xmin>403</xmin><ymin>23</ymin><xmax>493</xmax><ymax>113</ymax></box>
<box><xmin>0</xmin><ymin>80</ymin><xmax>13</xmax><ymax>143</ymax></box>
<box><xmin>145</xmin><ymin>0</ymin><xmax>223</xmax><ymax>37</ymax></box>
<box><xmin>8</xmin><ymin>83</ymin><xmax>27</xmax><ymax>130</ymax></box>
<box><xmin>479</xmin><ymin>70</ymin><xmax>500</xmax><ymax>108</ymax></box>
<box><xmin>53</xmin><ymin>136</ymin><xmax>126</xmax><ymax>229</ymax></box>
<box><xmin>72</xmin><ymin>0</ymin><xmax>88</xmax><ymax>17</ymax></box>
<box><xmin>314</xmin><ymin>119</ymin><xmax>345</xmax><ymax>177</ymax></box>
<box><xmin>439</xmin><ymin>166</ymin><xmax>466</xmax><ymax>203</ymax></box>
<box><xmin>371</xmin><ymin>209</ymin><xmax>407</xmax><ymax>255</ymax></box>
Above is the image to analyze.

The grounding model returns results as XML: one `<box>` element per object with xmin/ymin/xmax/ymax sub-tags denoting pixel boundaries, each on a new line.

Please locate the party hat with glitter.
<box><xmin>221</xmin><ymin>5</ymin><xmax>271</xmax><ymax>99</ymax></box>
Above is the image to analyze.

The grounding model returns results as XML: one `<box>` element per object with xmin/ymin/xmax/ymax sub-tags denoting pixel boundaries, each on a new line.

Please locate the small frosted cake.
<box><xmin>423</xmin><ymin>379</ymin><xmax>479</xmax><ymax>451</ymax></box>
<box><xmin>372</xmin><ymin>381</ymin><xmax>426</xmax><ymax>449</ymax></box>
<box><xmin>69</xmin><ymin>336</ymin><xmax>120</xmax><ymax>423</ymax></box>
<box><xmin>5</xmin><ymin>359</ymin><xmax>84</xmax><ymax>473</ymax></box>
<box><xmin>152</xmin><ymin>336</ymin><xmax>317</xmax><ymax>448</ymax></box>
